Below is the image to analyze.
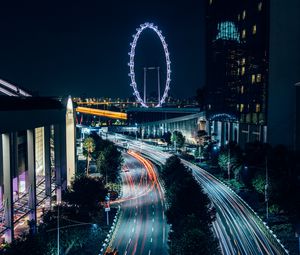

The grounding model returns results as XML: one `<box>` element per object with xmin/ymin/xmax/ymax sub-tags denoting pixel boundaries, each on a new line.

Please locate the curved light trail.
<box><xmin>107</xmin><ymin>134</ymin><xmax>288</xmax><ymax>255</ymax></box>
<box><xmin>108</xmin><ymin>152</ymin><xmax>168</xmax><ymax>255</ymax></box>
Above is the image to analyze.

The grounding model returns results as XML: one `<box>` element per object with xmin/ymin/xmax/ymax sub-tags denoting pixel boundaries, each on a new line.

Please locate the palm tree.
<box><xmin>83</xmin><ymin>137</ymin><xmax>95</xmax><ymax>175</ymax></box>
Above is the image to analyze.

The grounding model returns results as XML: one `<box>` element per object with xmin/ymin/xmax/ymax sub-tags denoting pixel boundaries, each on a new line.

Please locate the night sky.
<box><xmin>0</xmin><ymin>1</ymin><xmax>205</xmax><ymax>99</ymax></box>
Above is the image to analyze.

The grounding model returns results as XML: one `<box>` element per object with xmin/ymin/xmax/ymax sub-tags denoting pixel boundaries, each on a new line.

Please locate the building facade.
<box><xmin>0</xmin><ymin>96</ymin><xmax>76</xmax><ymax>242</ymax></box>
<box><xmin>205</xmin><ymin>0</ymin><xmax>269</xmax><ymax>146</ymax></box>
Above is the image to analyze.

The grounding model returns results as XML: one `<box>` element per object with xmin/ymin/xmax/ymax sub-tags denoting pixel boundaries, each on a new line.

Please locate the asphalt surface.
<box><xmin>108</xmin><ymin>151</ymin><xmax>168</xmax><ymax>255</ymax></box>
<box><xmin>106</xmin><ymin>134</ymin><xmax>288</xmax><ymax>255</ymax></box>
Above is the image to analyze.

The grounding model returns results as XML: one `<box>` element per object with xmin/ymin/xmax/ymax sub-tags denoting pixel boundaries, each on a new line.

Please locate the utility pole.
<box><xmin>265</xmin><ymin>156</ymin><xmax>269</xmax><ymax>221</ymax></box>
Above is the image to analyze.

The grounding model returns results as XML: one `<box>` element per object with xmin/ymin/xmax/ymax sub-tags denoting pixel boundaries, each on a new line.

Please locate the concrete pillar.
<box><xmin>66</xmin><ymin>97</ymin><xmax>76</xmax><ymax>186</ymax></box>
<box><xmin>11</xmin><ymin>133</ymin><xmax>18</xmax><ymax>200</ymax></box>
<box><xmin>54</xmin><ymin>123</ymin><xmax>68</xmax><ymax>202</ymax></box>
<box><xmin>27</xmin><ymin>129</ymin><xmax>37</xmax><ymax>233</ymax></box>
<box><xmin>44</xmin><ymin>126</ymin><xmax>52</xmax><ymax>209</ymax></box>
<box><xmin>1</xmin><ymin>133</ymin><xmax>14</xmax><ymax>243</ymax></box>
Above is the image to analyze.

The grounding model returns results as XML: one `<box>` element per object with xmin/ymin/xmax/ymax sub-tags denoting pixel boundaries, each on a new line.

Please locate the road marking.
<box><xmin>162</xmin><ymin>211</ymin><xmax>164</xmax><ymax>219</ymax></box>
<box><xmin>148</xmin><ymin>250</ymin><xmax>151</xmax><ymax>255</ymax></box>
<box><xmin>125</xmin><ymin>251</ymin><xmax>127</xmax><ymax>255</ymax></box>
<box><xmin>150</xmin><ymin>237</ymin><xmax>153</xmax><ymax>243</ymax></box>
<box><xmin>152</xmin><ymin>218</ymin><xmax>154</xmax><ymax>222</ymax></box>
<box><xmin>134</xmin><ymin>219</ymin><xmax>136</xmax><ymax>223</ymax></box>
<box><xmin>163</xmin><ymin>225</ymin><xmax>165</xmax><ymax>244</ymax></box>
<box><xmin>152</xmin><ymin>211</ymin><xmax>155</xmax><ymax>215</ymax></box>
<box><xmin>132</xmin><ymin>227</ymin><xmax>135</xmax><ymax>233</ymax></box>
<box><xmin>152</xmin><ymin>227</ymin><xmax>154</xmax><ymax>232</ymax></box>
<box><xmin>128</xmin><ymin>238</ymin><xmax>131</xmax><ymax>244</ymax></box>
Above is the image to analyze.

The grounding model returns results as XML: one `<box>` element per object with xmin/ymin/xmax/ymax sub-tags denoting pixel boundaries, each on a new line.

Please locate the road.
<box><xmin>106</xmin><ymin>134</ymin><xmax>288</xmax><ymax>255</ymax></box>
<box><xmin>108</xmin><ymin>150</ymin><xmax>168</xmax><ymax>255</ymax></box>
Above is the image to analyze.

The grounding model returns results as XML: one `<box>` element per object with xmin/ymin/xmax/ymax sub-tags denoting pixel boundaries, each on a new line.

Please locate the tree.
<box><xmin>64</xmin><ymin>175</ymin><xmax>107</xmax><ymax>215</ymax></box>
<box><xmin>171</xmin><ymin>131</ymin><xmax>185</xmax><ymax>150</ymax></box>
<box><xmin>162</xmin><ymin>131</ymin><xmax>172</xmax><ymax>148</ymax></box>
<box><xmin>162</xmin><ymin>156</ymin><xmax>221</xmax><ymax>255</ymax></box>
<box><xmin>83</xmin><ymin>137</ymin><xmax>95</xmax><ymax>175</ymax></box>
<box><xmin>96</xmin><ymin>144</ymin><xmax>123</xmax><ymax>183</ymax></box>
<box><xmin>218</xmin><ymin>142</ymin><xmax>242</xmax><ymax>180</ymax></box>
<box><xmin>169</xmin><ymin>215</ymin><xmax>220</xmax><ymax>255</ymax></box>
<box><xmin>196</xmin><ymin>130</ymin><xmax>209</xmax><ymax>146</ymax></box>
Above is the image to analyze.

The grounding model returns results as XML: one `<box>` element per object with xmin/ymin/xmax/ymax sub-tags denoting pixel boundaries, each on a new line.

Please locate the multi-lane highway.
<box><xmin>108</xmin><ymin>150</ymin><xmax>168</xmax><ymax>255</ymax></box>
<box><xmin>107</xmin><ymin>133</ymin><xmax>288</xmax><ymax>255</ymax></box>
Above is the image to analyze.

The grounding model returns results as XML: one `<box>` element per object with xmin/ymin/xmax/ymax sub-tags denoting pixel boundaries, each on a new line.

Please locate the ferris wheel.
<box><xmin>128</xmin><ymin>22</ymin><xmax>171</xmax><ymax>108</ymax></box>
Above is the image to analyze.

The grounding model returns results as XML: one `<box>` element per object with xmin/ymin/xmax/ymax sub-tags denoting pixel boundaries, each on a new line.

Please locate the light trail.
<box><xmin>107</xmin><ymin>152</ymin><xmax>168</xmax><ymax>255</ymax></box>
<box><xmin>76</xmin><ymin>106</ymin><xmax>127</xmax><ymax>120</ymax></box>
<box><xmin>108</xmin><ymin>134</ymin><xmax>288</xmax><ymax>255</ymax></box>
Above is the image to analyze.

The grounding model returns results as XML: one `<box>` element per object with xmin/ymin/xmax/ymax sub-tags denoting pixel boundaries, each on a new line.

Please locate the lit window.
<box><xmin>252</xmin><ymin>25</ymin><xmax>257</xmax><ymax>35</ymax></box>
<box><xmin>241</xmin><ymin>58</ymin><xmax>246</xmax><ymax>65</ymax></box>
<box><xmin>240</xmin><ymin>104</ymin><xmax>244</xmax><ymax>112</ymax></box>
<box><xmin>251</xmin><ymin>74</ymin><xmax>256</xmax><ymax>84</ymax></box>
<box><xmin>237</xmin><ymin>68</ymin><xmax>240</xmax><ymax>75</ymax></box>
<box><xmin>242</xmin><ymin>10</ymin><xmax>246</xmax><ymax>20</ymax></box>
<box><xmin>209</xmin><ymin>0</ymin><xmax>213</xmax><ymax>5</ymax></box>
<box><xmin>242</xmin><ymin>29</ymin><xmax>246</xmax><ymax>39</ymax></box>
<box><xmin>256</xmin><ymin>104</ymin><xmax>261</xmax><ymax>112</ymax></box>
<box><xmin>258</xmin><ymin>2</ymin><xmax>262</xmax><ymax>11</ymax></box>
<box><xmin>241</xmin><ymin>66</ymin><xmax>245</xmax><ymax>75</ymax></box>
<box><xmin>236</xmin><ymin>104</ymin><xmax>239</xmax><ymax>110</ymax></box>
<box><xmin>241</xmin><ymin>86</ymin><xmax>244</xmax><ymax>94</ymax></box>
<box><xmin>256</xmin><ymin>74</ymin><xmax>262</xmax><ymax>82</ymax></box>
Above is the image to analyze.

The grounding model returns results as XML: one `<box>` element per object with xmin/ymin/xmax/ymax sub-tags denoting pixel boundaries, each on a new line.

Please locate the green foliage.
<box><xmin>194</xmin><ymin>146</ymin><xmax>200</xmax><ymax>158</ymax></box>
<box><xmin>162</xmin><ymin>156</ymin><xmax>221</xmax><ymax>254</ymax></box>
<box><xmin>1</xmin><ymin>234</ymin><xmax>49</xmax><ymax>255</ymax></box>
<box><xmin>252</xmin><ymin>174</ymin><xmax>265</xmax><ymax>194</ymax></box>
<box><xmin>83</xmin><ymin>137</ymin><xmax>96</xmax><ymax>174</ymax></box>
<box><xmin>269</xmin><ymin>204</ymin><xmax>280</xmax><ymax>214</ymax></box>
<box><xmin>96</xmin><ymin>144</ymin><xmax>123</xmax><ymax>183</ymax></box>
<box><xmin>162</xmin><ymin>131</ymin><xmax>172</xmax><ymax>145</ymax></box>
<box><xmin>171</xmin><ymin>130</ymin><xmax>185</xmax><ymax>149</ymax></box>
<box><xmin>218</xmin><ymin>142</ymin><xmax>243</xmax><ymax>180</ymax></box>
<box><xmin>169</xmin><ymin>215</ymin><xmax>220</xmax><ymax>255</ymax></box>
<box><xmin>64</xmin><ymin>175</ymin><xmax>107</xmax><ymax>216</ymax></box>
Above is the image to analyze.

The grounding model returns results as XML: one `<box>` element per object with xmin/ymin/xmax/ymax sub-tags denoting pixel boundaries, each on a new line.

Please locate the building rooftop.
<box><xmin>0</xmin><ymin>96</ymin><xmax>63</xmax><ymax>111</ymax></box>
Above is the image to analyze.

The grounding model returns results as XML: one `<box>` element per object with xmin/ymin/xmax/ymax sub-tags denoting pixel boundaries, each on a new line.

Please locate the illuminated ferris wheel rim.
<box><xmin>128</xmin><ymin>22</ymin><xmax>171</xmax><ymax>108</ymax></box>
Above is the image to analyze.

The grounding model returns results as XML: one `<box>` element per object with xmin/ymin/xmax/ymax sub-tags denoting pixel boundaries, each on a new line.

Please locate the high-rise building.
<box><xmin>205</xmin><ymin>0</ymin><xmax>269</xmax><ymax>145</ymax></box>
<box><xmin>205</xmin><ymin>0</ymin><xmax>269</xmax><ymax>124</ymax></box>
<box><xmin>267</xmin><ymin>0</ymin><xmax>300</xmax><ymax>151</ymax></box>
